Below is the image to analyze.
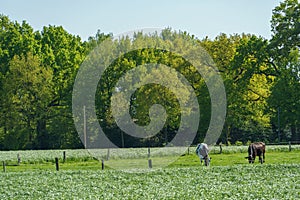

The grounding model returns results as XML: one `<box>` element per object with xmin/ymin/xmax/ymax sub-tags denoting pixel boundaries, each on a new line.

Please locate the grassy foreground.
<box><xmin>0</xmin><ymin>147</ymin><xmax>299</xmax><ymax>199</ymax></box>
<box><xmin>0</xmin><ymin>164</ymin><xmax>299</xmax><ymax>199</ymax></box>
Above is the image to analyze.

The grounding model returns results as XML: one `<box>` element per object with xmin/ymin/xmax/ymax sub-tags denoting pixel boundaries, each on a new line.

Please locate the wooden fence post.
<box><xmin>101</xmin><ymin>159</ymin><xmax>104</xmax><ymax>170</ymax></box>
<box><xmin>55</xmin><ymin>157</ymin><xmax>59</xmax><ymax>171</ymax></box>
<box><xmin>148</xmin><ymin>159</ymin><xmax>152</xmax><ymax>169</ymax></box>
<box><xmin>148</xmin><ymin>147</ymin><xmax>151</xmax><ymax>158</ymax></box>
<box><xmin>17</xmin><ymin>154</ymin><xmax>21</xmax><ymax>165</ymax></box>
<box><xmin>289</xmin><ymin>141</ymin><xmax>292</xmax><ymax>152</ymax></box>
<box><xmin>2</xmin><ymin>161</ymin><xmax>5</xmax><ymax>172</ymax></box>
<box><xmin>63</xmin><ymin>151</ymin><xmax>66</xmax><ymax>163</ymax></box>
<box><xmin>106</xmin><ymin>149</ymin><xmax>110</xmax><ymax>160</ymax></box>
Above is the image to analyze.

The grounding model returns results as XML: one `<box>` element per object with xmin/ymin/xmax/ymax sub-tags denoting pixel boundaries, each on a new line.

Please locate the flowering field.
<box><xmin>0</xmin><ymin>164</ymin><xmax>299</xmax><ymax>199</ymax></box>
<box><xmin>0</xmin><ymin>146</ymin><xmax>299</xmax><ymax>199</ymax></box>
<box><xmin>1</xmin><ymin>145</ymin><xmax>299</xmax><ymax>163</ymax></box>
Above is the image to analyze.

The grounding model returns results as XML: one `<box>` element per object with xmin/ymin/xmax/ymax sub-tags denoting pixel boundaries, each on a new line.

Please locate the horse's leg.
<box><xmin>259</xmin><ymin>155</ymin><xmax>263</xmax><ymax>164</ymax></box>
<box><xmin>263</xmin><ymin>151</ymin><xmax>265</xmax><ymax>163</ymax></box>
<box><xmin>204</xmin><ymin>156</ymin><xmax>209</xmax><ymax>166</ymax></box>
<box><xmin>251</xmin><ymin>146</ymin><xmax>256</xmax><ymax>163</ymax></box>
<box><xmin>258</xmin><ymin>150</ymin><xmax>264</xmax><ymax>164</ymax></box>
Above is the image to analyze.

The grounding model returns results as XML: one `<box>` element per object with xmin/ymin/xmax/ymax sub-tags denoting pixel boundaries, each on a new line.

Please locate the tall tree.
<box><xmin>1</xmin><ymin>53</ymin><xmax>52</xmax><ymax>149</ymax></box>
<box><xmin>92</xmin><ymin>30</ymin><xmax>211</xmax><ymax>147</ymax></box>
<box><xmin>268</xmin><ymin>0</ymin><xmax>300</xmax><ymax>141</ymax></box>
<box><xmin>0</xmin><ymin>16</ymin><xmax>40</xmax><ymax>149</ymax></box>
<box><xmin>34</xmin><ymin>25</ymin><xmax>86</xmax><ymax>149</ymax></box>
<box><xmin>201</xmin><ymin>34</ymin><xmax>275</xmax><ymax>144</ymax></box>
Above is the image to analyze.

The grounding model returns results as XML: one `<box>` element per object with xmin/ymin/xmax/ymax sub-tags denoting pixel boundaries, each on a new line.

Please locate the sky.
<box><xmin>1</xmin><ymin>0</ymin><xmax>282</xmax><ymax>41</ymax></box>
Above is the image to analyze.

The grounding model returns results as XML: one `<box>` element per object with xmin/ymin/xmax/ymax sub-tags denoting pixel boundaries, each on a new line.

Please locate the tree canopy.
<box><xmin>0</xmin><ymin>0</ymin><xmax>299</xmax><ymax>149</ymax></box>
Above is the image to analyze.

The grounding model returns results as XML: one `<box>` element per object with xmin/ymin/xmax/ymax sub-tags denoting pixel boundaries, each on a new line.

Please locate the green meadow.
<box><xmin>0</xmin><ymin>146</ymin><xmax>299</xmax><ymax>199</ymax></box>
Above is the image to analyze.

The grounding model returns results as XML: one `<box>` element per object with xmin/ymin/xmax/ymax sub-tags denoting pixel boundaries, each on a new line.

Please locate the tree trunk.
<box><xmin>226</xmin><ymin>124</ymin><xmax>231</xmax><ymax>145</ymax></box>
<box><xmin>36</xmin><ymin>119</ymin><xmax>48</xmax><ymax>149</ymax></box>
<box><xmin>291</xmin><ymin>124</ymin><xmax>300</xmax><ymax>141</ymax></box>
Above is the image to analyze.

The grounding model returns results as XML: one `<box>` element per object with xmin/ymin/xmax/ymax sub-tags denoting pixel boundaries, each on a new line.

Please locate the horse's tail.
<box><xmin>195</xmin><ymin>144</ymin><xmax>200</xmax><ymax>154</ymax></box>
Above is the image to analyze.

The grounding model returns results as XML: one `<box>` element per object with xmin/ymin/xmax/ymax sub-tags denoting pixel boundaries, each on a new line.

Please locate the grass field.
<box><xmin>1</xmin><ymin>164</ymin><xmax>299</xmax><ymax>199</ymax></box>
<box><xmin>0</xmin><ymin>146</ymin><xmax>299</xmax><ymax>199</ymax></box>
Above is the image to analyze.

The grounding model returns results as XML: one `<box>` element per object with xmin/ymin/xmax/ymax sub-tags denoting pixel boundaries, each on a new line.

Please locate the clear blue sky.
<box><xmin>1</xmin><ymin>0</ymin><xmax>282</xmax><ymax>41</ymax></box>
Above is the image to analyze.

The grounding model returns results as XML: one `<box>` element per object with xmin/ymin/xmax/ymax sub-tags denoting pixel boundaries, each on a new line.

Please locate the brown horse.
<box><xmin>245</xmin><ymin>142</ymin><xmax>265</xmax><ymax>164</ymax></box>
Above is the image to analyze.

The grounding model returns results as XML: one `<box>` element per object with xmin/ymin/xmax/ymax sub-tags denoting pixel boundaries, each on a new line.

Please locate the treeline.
<box><xmin>0</xmin><ymin>0</ymin><xmax>299</xmax><ymax>150</ymax></box>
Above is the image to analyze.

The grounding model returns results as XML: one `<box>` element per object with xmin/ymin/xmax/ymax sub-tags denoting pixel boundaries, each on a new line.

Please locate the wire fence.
<box><xmin>0</xmin><ymin>141</ymin><xmax>300</xmax><ymax>164</ymax></box>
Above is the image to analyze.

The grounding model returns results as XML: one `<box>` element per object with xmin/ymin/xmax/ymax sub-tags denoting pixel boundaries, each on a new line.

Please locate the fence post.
<box><xmin>17</xmin><ymin>154</ymin><xmax>21</xmax><ymax>165</ymax></box>
<box><xmin>106</xmin><ymin>149</ymin><xmax>110</xmax><ymax>160</ymax></box>
<box><xmin>63</xmin><ymin>151</ymin><xmax>66</xmax><ymax>163</ymax></box>
<box><xmin>55</xmin><ymin>157</ymin><xmax>59</xmax><ymax>171</ymax></box>
<box><xmin>148</xmin><ymin>159</ymin><xmax>152</xmax><ymax>169</ymax></box>
<box><xmin>148</xmin><ymin>147</ymin><xmax>151</xmax><ymax>158</ymax></box>
<box><xmin>289</xmin><ymin>141</ymin><xmax>292</xmax><ymax>152</ymax></box>
<box><xmin>2</xmin><ymin>161</ymin><xmax>5</xmax><ymax>172</ymax></box>
<box><xmin>101</xmin><ymin>159</ymin><xmax>104</xmax><ymax>170</ymax></box>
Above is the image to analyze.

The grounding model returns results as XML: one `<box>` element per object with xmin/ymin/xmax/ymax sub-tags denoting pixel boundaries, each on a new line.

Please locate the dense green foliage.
<box><xmin>0</xmin><ymin>0</ymin><xmax>299</xmax><ymax>149</ymax></box>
